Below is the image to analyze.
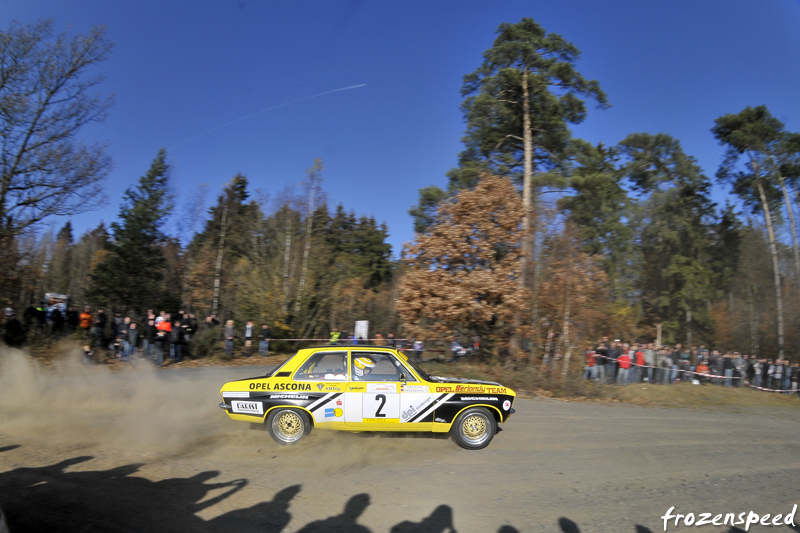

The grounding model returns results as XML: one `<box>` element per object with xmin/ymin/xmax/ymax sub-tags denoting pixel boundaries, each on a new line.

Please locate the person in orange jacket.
<box><xmin>696</xmin><ymin>361</ymin><xmax>710</xmax><ymax>384</ymax></box>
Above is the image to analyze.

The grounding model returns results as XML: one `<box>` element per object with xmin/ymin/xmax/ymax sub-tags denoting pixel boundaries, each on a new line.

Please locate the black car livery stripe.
<box><xmin>307</xmin><ymin>393</ymin><xmax>342</xmax><ymax>413</ymax></box>
<box><xmin>405</xmin><ymin>393</ymin><xmax>453</xmax><ymax>423</ymax></box>
<box><xmin>248</xmin><ymin>392</ymin><xmax>325</xmax><ymax>400</ymax></box>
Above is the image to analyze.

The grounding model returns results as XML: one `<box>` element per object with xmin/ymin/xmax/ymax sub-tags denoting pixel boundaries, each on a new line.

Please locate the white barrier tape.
<box><xmin>742</xmin><ymin>381</ymin><xmax>799</xmax><ymax>393</ymax></box>
<box><xmin>589</xmin><ymin>353</ymin><xmax>798</xmax><ymax>392</ymax></box>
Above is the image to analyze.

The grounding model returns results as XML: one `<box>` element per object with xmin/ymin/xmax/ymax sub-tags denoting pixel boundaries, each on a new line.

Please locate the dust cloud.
<box><xmin>0</xmin><ymin>347</ymin><xmax>228</xmax><ymax>457</ymax></box>
<box><xmin>0</xmin><ymin>347</ymin><xmax>452</xmax><ymax>473</ymax></box>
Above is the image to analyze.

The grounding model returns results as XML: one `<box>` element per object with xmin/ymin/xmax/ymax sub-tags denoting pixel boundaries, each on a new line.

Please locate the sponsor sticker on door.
<box><xmin>367</xmin><ymin>383</ymin><xmax>397</xmax><ymax>393</ymax></box>
<box><xmin>231</xmin><ymin>401</ymin><xmax>264</xmax><ymax>415</ymax></box>
<box><xmin>400</xmin><ymin>384</ymin><xmax>429</xmax><ymax>393</ymax></box>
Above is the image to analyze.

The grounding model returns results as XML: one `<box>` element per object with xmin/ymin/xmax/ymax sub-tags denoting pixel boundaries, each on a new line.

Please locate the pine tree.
<box><xmin>557</xmin><ymin>141</ymin><xmax>635</xmax><ymax>301</ymax></box>
<box><xmin>713</xmin><ymin>107</ymin><xmax>790</xmax><ymax>358</ymax></box>
<box><xmin>185</xmin><ymin>174</ymin><xmax>262</xmax><ymax>317</ymax></box>
<box><xmin>411</xmin><ymin>17</ymin><xmax>609</xmax><ymax>277</ymax></box>
<box><xmin>618</xmin><ymin>133</ymin><xmax>719</xmax><ymax>343</ymax></box>
<box><xmin>90</xmin><ymin>149</ymin><xmax>172</xmax><ymax>313</ymax></box>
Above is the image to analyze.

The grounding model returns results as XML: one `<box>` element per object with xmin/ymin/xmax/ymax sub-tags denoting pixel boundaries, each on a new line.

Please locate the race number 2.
<box><xmin>362</xmin><ymin>393</ymin><xmax>400</xmax><ymax>420</ymax></box>
<box><xmin>375</xmin><ymin>394</ymin><xmax>387</xmax><ymax>417</ymax></box>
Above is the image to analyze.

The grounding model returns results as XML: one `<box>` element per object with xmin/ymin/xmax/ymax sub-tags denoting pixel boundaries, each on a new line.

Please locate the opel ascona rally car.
<box><xmin>219</xmin><ymin>346</ymin><xmax>516</xmax><ymax>449</ymax></box>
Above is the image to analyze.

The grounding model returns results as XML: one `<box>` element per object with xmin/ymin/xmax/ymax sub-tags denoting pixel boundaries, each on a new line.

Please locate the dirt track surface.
<box><xmin>1</xmin><ymin>350</ymin><xmax>799</xmax><ymax>533</ymax></box>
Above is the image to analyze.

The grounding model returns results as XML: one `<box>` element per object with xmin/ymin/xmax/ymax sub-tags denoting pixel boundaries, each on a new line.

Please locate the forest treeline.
<box><xmin>7</xmin><ymin>156</ymin><xmax>396</xmax><ymax>344</ymax></box>
<box><xmin>2</xmin><ymin>18</ymin><xmax>799</xmax><ymax>361</ymax></box>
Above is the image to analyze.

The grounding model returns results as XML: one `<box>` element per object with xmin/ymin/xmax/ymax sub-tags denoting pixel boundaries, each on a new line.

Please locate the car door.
<box><xmin>291</xmin><ymin>350</ymin><xmax>349</xmax><ymax>425</ymax></box>
<box><xmin>344</xmin><ymin>350</ymin><xmax>433</xmax><ymax>429</ymax></box>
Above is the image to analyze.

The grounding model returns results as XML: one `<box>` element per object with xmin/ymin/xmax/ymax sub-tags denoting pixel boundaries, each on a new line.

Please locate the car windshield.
<box><xmin>399</xmin><ymin>353</ymin><xmax>432</xmax><ymax>381</ymax></box>
<box><xmin>295</xmin><ymin>351</ymin><xmax>348</xmax><ymax>380</ymax></box>
<box><xmin>262</xmin><ymin>350</ymin><xmax>300</xmax><ymax>377</ymax></box>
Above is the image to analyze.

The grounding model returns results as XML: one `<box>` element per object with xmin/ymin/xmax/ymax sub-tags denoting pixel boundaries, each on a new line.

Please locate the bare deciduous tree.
<box><xmin>0</xmin><ymin>19</ymin><xmax>113</xmax><ymax>242</ymax></box>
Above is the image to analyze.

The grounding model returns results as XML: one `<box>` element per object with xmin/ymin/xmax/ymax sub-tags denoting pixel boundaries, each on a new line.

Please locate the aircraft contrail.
<box><xmin>169</xmin><ymin>83</ymin><xmax>367</xmax><ymax>151</ymax></box>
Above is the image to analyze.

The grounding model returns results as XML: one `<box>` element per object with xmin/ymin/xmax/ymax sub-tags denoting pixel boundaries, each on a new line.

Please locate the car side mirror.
<box><xmin>400</xmin><ymin>373</ymin><xmax>406</xmax><ymax>383</ymax></box>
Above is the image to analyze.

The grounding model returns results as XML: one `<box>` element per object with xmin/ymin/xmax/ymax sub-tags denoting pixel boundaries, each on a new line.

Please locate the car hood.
<box><xmin>428</xmin><ymin>376</ymin><xmax>502</xmax><ymax>386</ymax></box>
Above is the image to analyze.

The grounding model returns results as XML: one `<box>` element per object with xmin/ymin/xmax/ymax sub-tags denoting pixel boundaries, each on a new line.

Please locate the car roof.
<box><xmin>301</xmin><ymin>345</ymin><xmax>403</xmax><ymax>350</ymax></box>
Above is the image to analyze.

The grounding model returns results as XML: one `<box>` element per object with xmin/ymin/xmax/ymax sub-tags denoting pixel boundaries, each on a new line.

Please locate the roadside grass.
<box><xmin>611</xmin><ymin>380</ymin><xmax>800</xmax><ymax>410</ymax></box>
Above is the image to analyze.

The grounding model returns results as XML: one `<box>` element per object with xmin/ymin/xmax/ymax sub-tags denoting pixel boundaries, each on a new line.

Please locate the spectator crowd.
<box><xmin>584</xmin><ymin>337</ymin><xmax>800</xmax><ymax>394</ymax></box>
<box><xmin>3</xmin><ymin>300</ymin><xmax>798</xmax><ymax>397</ymax></box>
<box><xmin>1</xmin><ymin>302</ymin><xmax>273</xmax><ymax>365</ymax></box>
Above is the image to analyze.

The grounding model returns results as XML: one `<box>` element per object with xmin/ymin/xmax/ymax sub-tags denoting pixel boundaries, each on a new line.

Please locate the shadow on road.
<box><xmin>0</xmin><ymin>451</ymin><xmax>472</xmax><ymax>533</ymax></box>
<box><xmin>0</xmin><ymin>450</ymin><xmax>247</xmax><ymax>532</ymax></box>
<box><xmin>3</xmin><ymin>446</ymin><xmax>745</xmax><ymax>533</ymax></box>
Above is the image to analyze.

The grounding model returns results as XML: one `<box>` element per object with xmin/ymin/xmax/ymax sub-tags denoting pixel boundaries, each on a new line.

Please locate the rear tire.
<box><xmin>450</xmin><ymin>407</ymin><xmax>496</xmax><ymax>450</ymax></box>
<box><xmin>266</xmin><ymin>408</ymin><xmax>311</xmax><ymax>445</ymax></box>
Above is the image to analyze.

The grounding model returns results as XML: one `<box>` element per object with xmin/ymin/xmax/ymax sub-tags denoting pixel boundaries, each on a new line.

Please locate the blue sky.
<box><xmin>4</xmin><ymin>0</ymin><xmax>800</xmax><ymax>256</ymax></box>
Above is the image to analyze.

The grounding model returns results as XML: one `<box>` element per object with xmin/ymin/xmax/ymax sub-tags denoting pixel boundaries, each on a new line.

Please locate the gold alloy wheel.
<box><xmin>277</xmin><ymin>411</ymin><xmax>302</xmax><ymax>438</ymax></box>
<box><xmin>451</xmin><ymin>407</ymin><xmax>496</xmax><ymax>449</ymax></box>
<box><xmin>462</xmin><ymin>413</ymin><xmax>488</xmax><ymax>441</ymax></box>
<box><xmin>270</xmin><ymin>409</ymin><xmax>307</xmax><ymax>444</ymax></box>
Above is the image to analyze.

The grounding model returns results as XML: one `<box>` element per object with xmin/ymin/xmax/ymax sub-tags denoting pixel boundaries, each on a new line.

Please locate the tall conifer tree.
<box><xmin>90</xmin><ymin>149</ymin><xmax>172</xmax><ymax>313</ymax></box>
<box><xmin>713</xmin><ymin>107</ymin><xmax>789</xmax><ymax>359</ymax></box>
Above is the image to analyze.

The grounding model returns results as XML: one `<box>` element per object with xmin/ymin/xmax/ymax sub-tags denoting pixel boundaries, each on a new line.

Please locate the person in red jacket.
<box><xmin>616</xmin><ymin>348</ymin><xmax>631</xmax><ymax>385</ymax></box>
<box><xmin>583</xmin><ymin>347</ymin><xmax>595</xmax><ymax>381</ymax></box>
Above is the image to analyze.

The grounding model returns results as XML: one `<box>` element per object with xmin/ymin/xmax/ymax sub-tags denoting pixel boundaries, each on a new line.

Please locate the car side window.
<box><xmin>294</xmin><ymin>351</ymin><xmax>348</xmax><ymax>381</ymax></box>
<box><xmin>352</xmin><ymin>352</ymin><xmax>417</xmax><ymax>382</ymax></box>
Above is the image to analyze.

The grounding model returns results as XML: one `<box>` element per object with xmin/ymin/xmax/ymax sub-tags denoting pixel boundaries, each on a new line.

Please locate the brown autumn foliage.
<box><xmin>533</xmin><ymin>225</ymin><xmax>608</xmax><ymax>367</ymax></box>
<box><xmin>398</xmin><ymin>175</ymin><xmax>526</xmax><ymax>354</ymax></box>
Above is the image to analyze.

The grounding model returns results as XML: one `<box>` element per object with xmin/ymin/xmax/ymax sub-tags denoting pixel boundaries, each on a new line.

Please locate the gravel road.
<box><xmin>0</xmin><ymin>351</ymin><xmax>798</xmax><ymax>532</ymax></box>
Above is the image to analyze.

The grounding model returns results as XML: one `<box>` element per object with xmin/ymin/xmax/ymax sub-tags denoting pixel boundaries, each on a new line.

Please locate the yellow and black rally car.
<box><xmin>219</xmin><ymin>346</ymin><xmax>516</xmax><ymax>449</ymax></box>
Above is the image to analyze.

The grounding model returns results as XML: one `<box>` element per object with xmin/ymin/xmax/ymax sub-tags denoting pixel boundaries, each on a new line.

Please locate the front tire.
<box><xmin>450</xmin><ymin>407</ymin><xmax>496</xmax><ymax>450</ymax></box>
<box><xmin>267</xmin><ymin>408</ymin><xmax>311</xmax><ymax>445</ymax></box>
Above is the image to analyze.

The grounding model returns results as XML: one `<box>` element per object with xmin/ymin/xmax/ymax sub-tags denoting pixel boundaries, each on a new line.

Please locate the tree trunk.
<box><xmin>512</xmin><ymin>67</ymin><xmax>534</xmax><ymax>359</ymax></box>
<box><xmin>560</xmin><ymin>282</ymin><xmax>572</xmax><ymax>379</ymax></box>
<box><xmin>776</xmin><ymin>172</ymin><xmax>800</xmax><ymax>296</ymax></box>
<box><xmin>181</xmin><ymin>257</ymin><xmax>192</xmax><ymax>311</ymax></box>
<box><xmin>529</xmin><ymin>226</ymin><xmax>543</xmax><ymax>365</ymax></box>
<box><xmin>747</xmin><ymin>284</ymin><xmax>759</xmax><ymax>357</ymax></box>
<box><xmin>295</xmin><ymin>173</ymin><xmax>318</xmax><ymax>314</ymax></box>
<box><xmin>282</xmin><ymin>209</ymin><xmax>293</xmax><ymax>314</ymax></box>
<box><xmin>520</xmin><ymin>69</ymin><xmax>533</xmax><ymax>282</ymax></box>
<box><xmin>686</xmin><ymin>309</ymin><xmax>692</xmax><ymax>347</ymax></box>
<box><xmin>541</xmin><ymin>324</ymin><xmax>555</xmax><ymax>371</ymax></box>
<box><xmin>541</xmin><ymin>297</ymin><xmax>565</xmax><ymax>371</ymax></box>
<box><xmin>211</xmin><ymin>204</ymin><xmax>229</xmax><ymax>316</ymax></box>
<box><xmin>753</xmin><ymin>172</ymin><xmax>784</xmax><ymax>359</ymax></box>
